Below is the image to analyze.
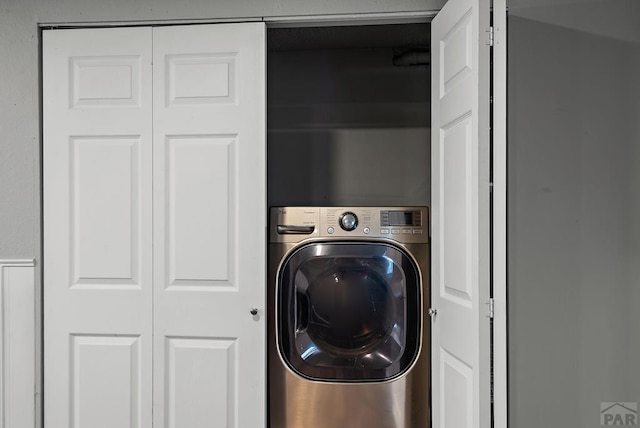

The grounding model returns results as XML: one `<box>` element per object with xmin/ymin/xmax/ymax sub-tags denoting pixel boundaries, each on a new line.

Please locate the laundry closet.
<box><xmin>267</xmin><ymin>24</ymin><xmax>431</xmax><ymax>207</ymax></box>
<box><xmin>265</xmin><ymin>23</ymin><xmax>433</xmax><ymax>427</ymax></box>
<box><xmin>42</xmin><ymin>1</ymin><xmax>494</xmax><ymax>425</ymax></box>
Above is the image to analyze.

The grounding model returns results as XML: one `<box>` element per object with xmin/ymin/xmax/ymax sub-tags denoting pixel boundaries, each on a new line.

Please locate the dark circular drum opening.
<box><xmin>305</xmin><ymin>268</ymin><xmax>395</xmax><ymax>355</ymax></box>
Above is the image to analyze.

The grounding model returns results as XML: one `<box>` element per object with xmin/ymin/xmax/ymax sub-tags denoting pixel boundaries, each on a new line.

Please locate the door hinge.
<box><xmin>485</xmin><ymin>27</ymin><xmax>494</xmax><ymax>47</ymax></box>
<box><xmin>486</xmin><ymin>298</ymin><xmax>495</xmax><ymax>318</ymax></box>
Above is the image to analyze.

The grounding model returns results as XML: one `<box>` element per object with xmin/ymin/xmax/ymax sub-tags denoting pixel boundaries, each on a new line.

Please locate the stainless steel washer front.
<box><xmin>268</xmin><ymin>207</ymin><xmax>430</xmax><ymax>428</ymax></box>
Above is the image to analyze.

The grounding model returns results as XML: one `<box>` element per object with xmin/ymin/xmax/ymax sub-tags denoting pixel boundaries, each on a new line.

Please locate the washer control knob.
<box><xmin>339</xmin><ymin>212</ymin><xmax>358</xmax><ymax>231</ymax></box>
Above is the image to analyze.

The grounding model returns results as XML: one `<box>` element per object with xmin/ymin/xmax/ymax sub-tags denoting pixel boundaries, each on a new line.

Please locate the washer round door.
<box><xmin>277</xmin><ymin>241</ymin><xmax>422</xmax><ymax>382</ymax></box>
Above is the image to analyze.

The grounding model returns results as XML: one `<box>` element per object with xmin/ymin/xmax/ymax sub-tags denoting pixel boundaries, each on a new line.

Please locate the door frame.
<box><xmin>491</xmin><ymin>1</ymin><xmax>508</xmax><ymax>427</ymax></box>
<box><xmin>38</xmin><ymin>6</ymin><xmax>507</xmax><ymax>427</ymax></box>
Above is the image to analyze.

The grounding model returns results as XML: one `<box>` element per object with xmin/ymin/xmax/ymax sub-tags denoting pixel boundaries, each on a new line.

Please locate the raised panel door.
<box><xmin>431</xmin><ymin>1</ymin><xmax>492</xmax><ymax>426</ymax></box>
<box><xmin>43</xmin><ymin>27</ymin><xmax>153</xmax><ymax>428</ymax></box>
<box><xmin>152</xmin><ymin>23</ymin><xmax>266</xmax><ymax>428</ymax></box>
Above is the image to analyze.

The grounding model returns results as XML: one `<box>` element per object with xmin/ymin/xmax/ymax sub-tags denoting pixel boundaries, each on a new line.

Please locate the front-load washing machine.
<box><xmin>268</xmin><ymin>206</ymin><xmax>430</xmax><ymax>428</ymax></box>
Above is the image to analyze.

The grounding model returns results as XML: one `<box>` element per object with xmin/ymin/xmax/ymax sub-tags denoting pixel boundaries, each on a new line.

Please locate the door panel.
<box><xmin>431</xmin><ymin>0</ymin><xmax>491</xmax><ymax>426</ymax></box>
<box><xmin>165</xmin><ymin>135</ymin><xmax>235</xmax><ymax>288</ymax></box>
<box><xmin>71</xmin><ymin>136</ymin><xmax>141</xmax><ymax>286</ymax></box>
<box><xmin>152</xmin><ymin>23</ymin><xmax>266</xmax><ymax>428</ymax></box>
<box><xmin>165</xmin><ymin>337</ymin><xmax>238</xmax><ymax>428</ymax></box>
<box><xmin>71</xmin><ymin>335</ymin><xmax>142</xmax><ymax>428</ymax></box>
<box><xmin>43</xmin><ymin>27</ymin><xmax>153</xmax><ymax>428</ymax></box>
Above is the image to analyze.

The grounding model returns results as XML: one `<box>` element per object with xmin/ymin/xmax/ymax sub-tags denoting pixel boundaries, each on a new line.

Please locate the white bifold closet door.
<box><xmin>44</xmin><ymin>23</ymin><xmax>265</xmax><ymax>428</ymax></box>
<box><xmin>43</xmin><ymin>27</ymin><xmax>154</xmax><ymax>428</ymax></box>
<box><xmin>151</xmin><ymin>24</ymin><xmax>265</xmax><ymax>428</ymax></box>
<box><xmin>430</xmin><ymin>0</ymin><xmax>492</xmax><ymax>426</ymax></box>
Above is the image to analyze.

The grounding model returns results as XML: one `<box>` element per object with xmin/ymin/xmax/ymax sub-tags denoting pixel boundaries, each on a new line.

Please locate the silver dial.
<box><xmin>339</xmin><ymin>212</ymin><xmax>358</xmax><ymax>231</ymax></box>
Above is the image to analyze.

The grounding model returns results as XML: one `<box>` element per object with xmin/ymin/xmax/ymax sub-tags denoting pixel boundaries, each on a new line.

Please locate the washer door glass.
<box><xmin>277</xmin><ymin>242</ymin><xmax>421</xmax><ymax>382</ymax></box>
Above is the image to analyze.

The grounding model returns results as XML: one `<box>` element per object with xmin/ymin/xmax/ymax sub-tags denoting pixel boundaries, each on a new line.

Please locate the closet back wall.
<box><xmin>267</xmin><ymin>27</ymin><xmax>431</xmax><ymax>207</ymax></box>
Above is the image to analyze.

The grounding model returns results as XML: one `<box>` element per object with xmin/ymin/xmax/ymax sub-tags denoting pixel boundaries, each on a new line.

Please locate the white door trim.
<box><xmin>263</xmin><ymin>11</ymin><xmax>436</xmax><ymax>27</ymax></box>
<box><xmin>38</xmin><ymin>10</ymin><xmax>436</xmax><ymax>29</ymax></box>
<box><xmin>492</xmin><ymin>1</ymin><xmax>508</xmax><ymax>427</ymax></box>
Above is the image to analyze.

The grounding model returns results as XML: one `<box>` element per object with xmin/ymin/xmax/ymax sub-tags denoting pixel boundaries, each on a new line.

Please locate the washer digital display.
<box><xmin>380</xmin><ymin>210</ymin><xmax>421</xmax><ymax>227</ymax></box>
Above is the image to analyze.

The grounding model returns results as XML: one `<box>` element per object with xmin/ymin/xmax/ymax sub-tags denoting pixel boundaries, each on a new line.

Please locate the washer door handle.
<box><xmin>277</xmin><ymin>225</ymin><xmax>315</xmax><ymax>235</ymax></box>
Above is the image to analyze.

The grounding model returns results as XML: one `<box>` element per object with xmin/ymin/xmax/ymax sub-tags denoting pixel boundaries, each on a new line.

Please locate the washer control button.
<box><xmin>391</xmin><ymin>229</ymin><xmax>401</xmax><ymax>234</ymax></box>
<box><xmin>413</xmin><ymin>229</ymin><xmax>423</xmax><ymax>234</ymax></box>
<box><xmin>327</xmin><ymin>227</ymin><xmax>335</xmax><ymax>234</ymax></box>
<box><xmin>402</xmin><ymin>229</ymin><xmax>412</xmax><ymax>234</ymax></box>
<box><xmin>339</xmin><ymin>212</ymin><xmax>359</xmax><ymax>231</ymax></box>
<box><xmin>381</xmin><ymin>229</ymin><xmax>390</xmax><ymax>234</ymax></box>
<box><xmin>363</xmin><ymin>227</ymin><xmax>370</xmax><ymax>234</ymax></box>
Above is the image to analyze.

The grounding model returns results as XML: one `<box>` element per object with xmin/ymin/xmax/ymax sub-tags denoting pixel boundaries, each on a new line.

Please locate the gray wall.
<box><xmin>508</xmin><ymin>3</ymin><xmax>640</xmax><ymax>426</ymax></box>
<box><xmin>0</xmin><ymin>0</ymin><xmax>444</xmax><ymax>259</ymax></box>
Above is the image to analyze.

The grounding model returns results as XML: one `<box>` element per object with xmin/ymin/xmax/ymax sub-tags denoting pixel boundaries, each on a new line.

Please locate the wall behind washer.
<box><xmin>0</xmin><ymin>0</ymin><xmax>444</xmax><ymax>259</ymax></box>
<box><xmin>268</xmin><ymin>45</ymin><xmax>430</xmax><ymax>207</ymax></box>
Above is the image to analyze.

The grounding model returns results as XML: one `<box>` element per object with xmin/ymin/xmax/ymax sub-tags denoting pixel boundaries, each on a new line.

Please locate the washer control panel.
<box><xmin>270</xmin><ymin>206</ymin><xmax>429</xmax><ymax>243</ymax></box>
